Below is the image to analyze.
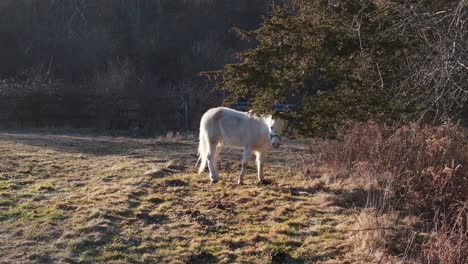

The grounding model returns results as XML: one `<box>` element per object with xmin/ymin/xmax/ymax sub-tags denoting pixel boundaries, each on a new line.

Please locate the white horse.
<box><xmin>197</xmin><ymin>107</ymin><xmax>282</xmax><ymax>184</ymax></box>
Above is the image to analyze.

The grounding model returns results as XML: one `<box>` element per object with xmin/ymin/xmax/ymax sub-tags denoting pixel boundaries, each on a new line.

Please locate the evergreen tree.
<box><xmin>207</xmin><ymin>0</ymin><xmax>467</xmax><ymax>136</ymax></box>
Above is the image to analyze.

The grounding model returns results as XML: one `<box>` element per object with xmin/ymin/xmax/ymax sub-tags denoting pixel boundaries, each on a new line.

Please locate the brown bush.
<box><xmin>309</xmin><ymin>121</ymin><xmax>467</xmax><ymax>214</ymax></box>
<box><xmin>308</xmin><ymin>121</ymin><xmax>468</xmax><ymax>261</ymax></box>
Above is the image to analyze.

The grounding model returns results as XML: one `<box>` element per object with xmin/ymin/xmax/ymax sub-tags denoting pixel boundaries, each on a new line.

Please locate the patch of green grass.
<box><xmin>0</xmin><ymin>209</ymin><xmax>21</xmax><ymax>222</ymax></box>
<box><xmin>37</xmin><ymin>184</ymin><xmax>55</xmax><ymax>192</ymax></box>
<box><xmin>0</xmin><ymin>197</ymin><xmax>15</xmax><ymax>207</ymax></box>
<box><xmin>0</xmin><ymin>173</ymin><xmax>8</xmax><ymax>180</ymax></box>
<box><xmin>0</xmin><ymin>181</ymin><xmax>20</xmax><ymax>190</ymax></box>
<box><xmin>97</xmin><ymin>237</ymin><xmax>143</xmax><ymax>263</ymax></box>
<box><xmin>6</xmin><ymin>204</ymin><xmax>65</xmax><ymax>223</ymax></box>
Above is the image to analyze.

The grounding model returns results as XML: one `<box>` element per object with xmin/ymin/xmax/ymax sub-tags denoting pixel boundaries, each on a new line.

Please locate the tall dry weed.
<box><xmin>308</xmin><ymin>121</ymin><xmax>468</xmax><ymax>261</ymax></box>
<box><xmin>423</xmin><ymin>204</ymin><xmax>467</xmax><ymax>264</ymax></box>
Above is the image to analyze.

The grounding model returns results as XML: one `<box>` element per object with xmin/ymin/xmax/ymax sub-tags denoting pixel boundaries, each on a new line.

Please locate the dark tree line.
<box><xmin>0</xmin><ymin>0</ymin><xmax>270</xmax><ymax>132</ymax></box>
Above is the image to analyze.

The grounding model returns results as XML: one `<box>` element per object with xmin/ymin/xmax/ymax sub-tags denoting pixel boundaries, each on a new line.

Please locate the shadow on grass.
<box><xmin>186</xmin><ymin>251</ymin><xmax>218</xmax><ymax>264</ymax></box>
<box><xmin>270</xmin><ymin>250</ymin><xmax>305</xmax><ymax>264</ymax></box>
<box><xmin>0</xmin><ymin>132</ymin><xmax>193</xmax><ymax>157</ymax></box>
<box><xmin>334</xmin><ymin>188</ymin><xmax>385</xmax><ymax>209</ymax></box>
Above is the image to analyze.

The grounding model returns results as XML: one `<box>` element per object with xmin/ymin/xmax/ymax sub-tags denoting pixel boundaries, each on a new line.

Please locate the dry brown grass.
<box><xmin>347</xmin><ymin>209</ymin><xmax>400</xmax><ymax>263</ymax></box>
<box><xmin>3</xmin><ymin>126</ymin><xmax>464</xmax><ymax>263</ymax></box>
<box><xmin>0</xmin><ymin>132</ymin><xmax>363</xmax><ymax>263</ymax></box>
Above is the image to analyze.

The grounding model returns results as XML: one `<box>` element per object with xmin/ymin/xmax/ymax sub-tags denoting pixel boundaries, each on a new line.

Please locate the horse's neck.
<box><xmin>259</xmin><ymin>117</ymin><xmax>270</xmax><ymax>129</ymax></box>
<box><xmin>255</xmin><ymin>117</ymin><xmax>271</xmax><ymax>137</ymax></box>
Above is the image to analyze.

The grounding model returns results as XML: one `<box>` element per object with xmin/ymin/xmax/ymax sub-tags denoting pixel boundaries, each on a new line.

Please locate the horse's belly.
<box><xmin>222</xmin><ymin>136</ymin><xmax>245</xmax><ymax>148</ymax></box>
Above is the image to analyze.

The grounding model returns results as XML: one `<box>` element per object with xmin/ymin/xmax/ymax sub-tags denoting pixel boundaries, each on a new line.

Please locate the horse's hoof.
<box><xmin>211</xmin><ymin>179</ymin><xmax>219</xmax><ymax>184</ymax></box>
<box><xmin>237</xmin><ymin>181</ymin><xmax>243</xmax><ymax>185</ymax></box>
<box><xmin>257</xmin><ymin>180</ymin><xmax>265</xmax><ymax>185</ymax></box>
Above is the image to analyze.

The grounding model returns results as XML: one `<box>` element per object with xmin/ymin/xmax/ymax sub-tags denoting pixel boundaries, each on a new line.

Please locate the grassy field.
<box><xmin>0</xmin><ymin>131</ymin><xmax>376</xmax><ymax>263</ymax></box>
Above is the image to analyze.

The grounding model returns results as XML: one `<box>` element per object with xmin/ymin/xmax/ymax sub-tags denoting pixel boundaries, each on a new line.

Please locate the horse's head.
<box><xmin>265</xmin><ymin>116</ymin><xmax>283</xmax><ymax>149</ymax></box>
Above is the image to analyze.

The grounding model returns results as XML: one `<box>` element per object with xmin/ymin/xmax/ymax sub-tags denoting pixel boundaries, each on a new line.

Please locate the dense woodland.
<box><xmin>1</xmin><ymin>0</ymin><xmax>466</xmax><ymax>135</ymax></box>
<box><xmin>0</xmin><ymin>0</ymin><xmax>271</xmax><ymax>132</ymax></box>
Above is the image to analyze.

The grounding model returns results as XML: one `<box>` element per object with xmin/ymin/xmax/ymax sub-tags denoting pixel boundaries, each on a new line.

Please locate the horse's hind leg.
<box><xmin>238</xmin><ymin>148</ymin><xmax>251</xmax><ymax>185</ymax></box>
<box><xmin>213</xmin><ymin>143</ymin><xmax>222</xmax><ymax>169</ymax></box>
<box><xmin>207</xmin><ymin>141</ymin><xmax>220</xmax><ymax>183</ymax></box>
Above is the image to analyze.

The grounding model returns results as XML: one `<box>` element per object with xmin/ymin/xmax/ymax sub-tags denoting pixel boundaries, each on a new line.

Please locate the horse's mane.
<box><xmin>246</xmin><ymin>110</ymin><xmax>272</xmax><ymax>121</ymax></box>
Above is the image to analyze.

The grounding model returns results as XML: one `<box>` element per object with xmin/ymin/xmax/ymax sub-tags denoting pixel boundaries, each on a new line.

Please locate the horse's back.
<box><xmin>200</xmin><ymin>107</ymin><xmax>251</xmax><ymax>147</ymax></box>
<box><xmin>201</xmin><ymin>107</ymin><xmax>247</xmax><ymax>125</ymax></box>
<box><xmin>199</xmin><ymin>107</ymin><xmax>229</xmax><ymax>136</ymax></box>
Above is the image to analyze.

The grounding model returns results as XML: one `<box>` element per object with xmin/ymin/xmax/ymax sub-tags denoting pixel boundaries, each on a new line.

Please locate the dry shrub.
<box><xmin>308</xmin><ymin>121</ymin><xmax>468</xmax><ymax>260</ymax></box>
<box><xmin>423</xmin><ymin>204</ymin><xmax>467</xmax><ymax>264</ymax></box>
<box><xmin>0</xmin><ymin>64</ymin><xmax>62</xmax><ymax>96</ymax></box>
<box><xmin>310</xmin><ymin>121</ymin><xmax>467</xmax><ymax>214</ymax></box>
<box><xmin>156</xmin><ymin>131</ymin><xmax>196</xmax><ymax>141</ymax></box>
<box><xmin>350</xmin><ymin>209</ymin><xmax>400</xmax><ymax>263</ymax></box>
<box><xmin>95</xmin><ymin>59</ymin><xmax>135</xmax><ymax>97</ymax></box>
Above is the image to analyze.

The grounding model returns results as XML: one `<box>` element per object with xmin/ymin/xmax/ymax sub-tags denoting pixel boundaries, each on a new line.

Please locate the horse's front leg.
<box><xmin>255</xmin><ymin>151</ymin><xmax>265</xmax><ymax>184</ymax></box>
<box><xmin>238</xmin><ymin>147</ymin><xmax>251</xmax><ymax>185</ymax></box>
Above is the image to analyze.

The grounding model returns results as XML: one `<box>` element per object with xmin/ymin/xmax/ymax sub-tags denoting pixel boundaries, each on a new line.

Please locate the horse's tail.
<box><xmin>197</xmin><ymin>127</ymin><xmax>208</xmax><ymax>174</ymax></box>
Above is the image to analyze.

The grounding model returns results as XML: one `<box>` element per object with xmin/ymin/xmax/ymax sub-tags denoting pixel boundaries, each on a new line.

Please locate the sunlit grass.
<box><xmin>0</xmin><ymin>132</ymin><xmax>370</xmax><ymax>263</ymax></box>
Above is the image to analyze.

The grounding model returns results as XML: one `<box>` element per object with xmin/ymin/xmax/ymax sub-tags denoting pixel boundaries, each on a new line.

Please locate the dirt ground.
<box><xmin>0</xmin><ymin>131</ymin><xmax>359</xmax><ymax>263</ymax></box>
